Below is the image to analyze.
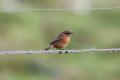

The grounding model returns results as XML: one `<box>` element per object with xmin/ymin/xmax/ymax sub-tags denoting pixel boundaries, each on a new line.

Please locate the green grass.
<box><xmin>0</xmin><ymin>53</ymin><xmax>120</xmax><ymax>80</ymax></box>
<box><xmin>0</xmin><ymin>6</ymin><xmax>120</xmax><ymax>80</ymax></box>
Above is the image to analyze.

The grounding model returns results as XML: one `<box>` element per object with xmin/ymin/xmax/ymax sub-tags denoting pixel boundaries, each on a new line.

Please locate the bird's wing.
<box><xmin>50</xmin><ymin>39</ymin><xmax>61</xmax><ymax>45</ymax></box>
<box><xmin>50</xmin><ymin>33</ymin><xmax>64</xmax><ymax>45</ymax></box>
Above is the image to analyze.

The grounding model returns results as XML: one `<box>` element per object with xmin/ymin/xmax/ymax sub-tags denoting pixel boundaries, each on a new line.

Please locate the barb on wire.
<box><xmin>0</xmin><ymin>48</ymin><xmax>120</xmax><ymax>55</ymax></box>
<box><xmin>0</xmin><ymin>7</ymin><xmax>120</xmax><ymax>12</ymax></box>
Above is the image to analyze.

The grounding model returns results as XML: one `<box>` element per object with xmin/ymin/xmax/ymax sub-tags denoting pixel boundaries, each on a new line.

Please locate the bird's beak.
<box><xmin>71</xmin><ymin>33</ymin><xmax>73</xmax><ymax>35</ymax></box>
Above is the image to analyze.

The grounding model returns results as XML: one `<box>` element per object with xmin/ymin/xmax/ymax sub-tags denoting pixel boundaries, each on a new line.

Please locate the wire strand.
<box><xmin>0</xmin><ymin>48</ymin><xmax>120</xmax><ymax>55</ymax></box>
<box><xmin>0</xmin><ymin>7</ymin><xmax>120</xmax><ymax>12</ymax></box>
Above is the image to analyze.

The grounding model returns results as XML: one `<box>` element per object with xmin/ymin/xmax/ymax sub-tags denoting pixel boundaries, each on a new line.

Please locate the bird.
<box><xmin>44</xmin><ymin>30</ymin><xmax>73</xmax><ymax>50</ymax></box>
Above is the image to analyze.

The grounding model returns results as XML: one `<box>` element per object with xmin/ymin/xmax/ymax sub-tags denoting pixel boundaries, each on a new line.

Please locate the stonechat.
<box><xmin>44</xmin><ymin>30</ymin><xmax>72</xmax><ymax>50</ymax></box>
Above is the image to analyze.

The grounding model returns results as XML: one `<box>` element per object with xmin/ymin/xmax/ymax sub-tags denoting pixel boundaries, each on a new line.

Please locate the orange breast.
<box><xmin>54</xmin><ymin>36</ymin><xmax>70</xmax><ymax>48</ymax></box>
<box><xmin>61</xmin><ymin>37</ymin><xmax>70</xmax><ymax>45</ymax></box>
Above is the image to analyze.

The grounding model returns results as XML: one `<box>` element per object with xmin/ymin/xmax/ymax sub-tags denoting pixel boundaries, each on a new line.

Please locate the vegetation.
<box><xmin>0</xmin><ymin>0</ymin><xmax>120</xmax><ymax>80</ymax></box>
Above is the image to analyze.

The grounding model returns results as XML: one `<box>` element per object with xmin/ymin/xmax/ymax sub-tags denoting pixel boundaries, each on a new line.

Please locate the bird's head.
<box><xmin>63</xmin><ymin>30</ymin><xmax>73</xmax><ymax>35</ymax></box>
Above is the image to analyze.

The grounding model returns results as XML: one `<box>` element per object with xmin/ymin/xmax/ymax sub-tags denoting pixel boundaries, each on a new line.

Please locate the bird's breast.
<box><xmin>60</xmin><ymin>37</ymin><xmax>70</xmax><ymax>46</ymax></box>
<box><xmin>53</xmin><ymin>35</ymin><xmax>70</xmax><ymax>48</ymax></box>
<box><xmin>63</xmin><ymin>37</ymin><xmax>70</xmax><ymax>43</ymax></box>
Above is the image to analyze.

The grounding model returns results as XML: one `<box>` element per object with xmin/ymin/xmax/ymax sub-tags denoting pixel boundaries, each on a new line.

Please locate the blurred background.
<box><xmin>0</xmin><ymin>0</ymin><xmax>120</xmax><ymax>80</ymax></box>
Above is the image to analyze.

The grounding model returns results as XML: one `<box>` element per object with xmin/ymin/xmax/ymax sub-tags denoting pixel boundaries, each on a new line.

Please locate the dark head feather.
<box><xmin>63</xmin><ymin>30</ymin><xmax>72</xmax><ymax>35</ymax></box>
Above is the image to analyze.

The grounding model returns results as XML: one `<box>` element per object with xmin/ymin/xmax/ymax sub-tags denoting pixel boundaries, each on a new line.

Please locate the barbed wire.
<box><xmin>0</xmin><ymin>7</ymin><xmax>120</xmax><ymax>12</ymax></box>
<box><xmin>0</xmin><ymin>48</ymin><xmax>120</xmax><ymax>55</ymax></box>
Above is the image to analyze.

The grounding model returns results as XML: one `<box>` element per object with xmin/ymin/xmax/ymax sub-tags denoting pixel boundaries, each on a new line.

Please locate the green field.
<box><xmin>0</xmin><ymin>0</ymin><xmax>120</xmax><ymax>80</ymax></box>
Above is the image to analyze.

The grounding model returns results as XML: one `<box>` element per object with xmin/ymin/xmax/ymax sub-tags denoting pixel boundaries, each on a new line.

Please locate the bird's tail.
<box><xmin>44</xmin><ymin>45</ymin><xmax>52</xmax><ymax>50</ymax></box>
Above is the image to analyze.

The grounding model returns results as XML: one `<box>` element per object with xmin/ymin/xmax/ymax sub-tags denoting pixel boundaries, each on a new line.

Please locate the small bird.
<box><xmin>44</xmin><ymin>30</ymin><xmax>73</xmax><ymax>50</ymax></box>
